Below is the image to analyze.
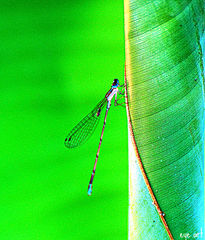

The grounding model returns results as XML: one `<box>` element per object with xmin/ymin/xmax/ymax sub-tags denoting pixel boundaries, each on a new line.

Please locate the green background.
<box><xmin>1</xmin><ymin>1</ymin><xmax>128</xmax><ymax>240</ymax></box>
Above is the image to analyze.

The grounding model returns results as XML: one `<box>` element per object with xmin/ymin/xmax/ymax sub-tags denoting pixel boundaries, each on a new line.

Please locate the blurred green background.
<box><xmin>0</xmin><ymin>1</ymin><xmax>128</xmax><ymax>240</ymax></box>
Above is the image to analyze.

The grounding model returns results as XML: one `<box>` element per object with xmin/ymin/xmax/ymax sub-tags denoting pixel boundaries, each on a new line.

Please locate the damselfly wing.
<box><xmin>64</xmin><ymin>98</ymin><xmax>107</xmax><ymax>148</ymax></box>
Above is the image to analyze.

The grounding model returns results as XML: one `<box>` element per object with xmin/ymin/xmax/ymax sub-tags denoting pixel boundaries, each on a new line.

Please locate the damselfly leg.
<box><xmin>115</xmin><ymin>85</ymin><xmax>126</xmax><ymax>108</ymax></box>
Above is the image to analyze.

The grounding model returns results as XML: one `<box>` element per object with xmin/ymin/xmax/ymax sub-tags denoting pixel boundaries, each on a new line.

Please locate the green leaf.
<box><xmin>124</xmin><ymin>0</ymin><xmax>204</xmax><ymax>239</ymax></box>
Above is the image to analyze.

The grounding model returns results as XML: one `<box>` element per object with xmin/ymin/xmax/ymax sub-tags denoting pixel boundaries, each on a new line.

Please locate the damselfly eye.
<box><xmin>65</xmin><ymin>138</ymin><xmax>67</xmax><ymax>141</ymax></box>
<box><xmin>68</xmin><ymin>137</ymin><xmax>71</xmax><ymax>141</ymax></box>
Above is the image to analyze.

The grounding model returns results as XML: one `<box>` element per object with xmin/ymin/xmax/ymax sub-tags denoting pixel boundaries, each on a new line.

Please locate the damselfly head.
<box><xmin>112</xmin><ymin>79</ymin><xmax>119</xmax><ymax>88</ymax></box>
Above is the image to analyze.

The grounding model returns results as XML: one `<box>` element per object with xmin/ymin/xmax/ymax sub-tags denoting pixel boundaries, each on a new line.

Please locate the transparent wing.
<box><xmin>65</xmin><ymin>98</ymin><xmax>107</xmax><ymax>148</ymax></box>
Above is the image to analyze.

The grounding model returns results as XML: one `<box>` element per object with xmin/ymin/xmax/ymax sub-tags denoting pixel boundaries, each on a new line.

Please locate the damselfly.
<box><xmin>65</xmin><ymin>79</ymin><xmax>125</xmax><ymax>196</ymax></box>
